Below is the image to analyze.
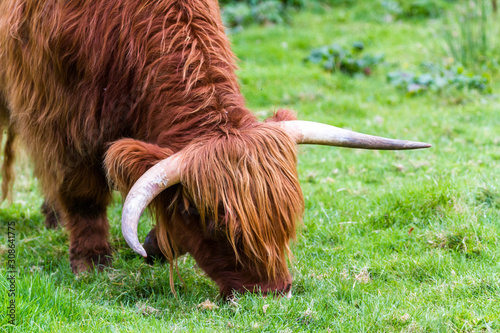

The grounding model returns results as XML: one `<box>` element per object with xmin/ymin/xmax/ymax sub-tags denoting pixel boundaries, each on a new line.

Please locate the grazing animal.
<box><xmin>0</xmin><ymin>0</ymin><xmax>430</xmax><ymax>297</ymax></box>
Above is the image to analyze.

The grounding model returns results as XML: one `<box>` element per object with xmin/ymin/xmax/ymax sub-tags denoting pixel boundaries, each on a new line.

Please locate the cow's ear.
<box><xmin>264</xmin><ymin>109</ymin><xmax>297</xmax><ymax>122</ymax></box>
<box><xmin>104</xmin><ymin>139</ymin><xmax>173</xmax><ymax>193</ymax></box>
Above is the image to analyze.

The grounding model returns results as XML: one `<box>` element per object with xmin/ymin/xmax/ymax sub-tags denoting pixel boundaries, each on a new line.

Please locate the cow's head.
<box><xmin>104</xmin><ymin>114</ymin><xmax>430</xmax><ymax>298</ymax></box>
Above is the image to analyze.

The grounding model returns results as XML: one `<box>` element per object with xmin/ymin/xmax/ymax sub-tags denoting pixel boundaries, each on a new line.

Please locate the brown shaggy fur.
<box><xmin>179</xmin><ymin>123</ymin><xmax>303</xmax><ymax>283</ymax></box>
<box><xmin>0</xmin><ymin>100</ymin><xmax>14</xmax><ymax>203</ymax></box>
<box><xmin>1</xmin><ymin>124</ymin><xmax>15</xmax><ymax>202</ymax></box>
<box><xmin>0</xmin><ymin>0</ymin><xmax>305</xmax><ymax>296</ymax></box>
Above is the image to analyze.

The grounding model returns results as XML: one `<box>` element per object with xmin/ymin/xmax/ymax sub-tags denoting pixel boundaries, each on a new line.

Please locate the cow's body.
<box><xmin>0</xmin><ymin>0</ymin><xmax>249</xmax><ymax>184</ymax></box>
<box><xmin>0</xmin><ymin>0</ymin><xmax>302</xmax><ymax>295</ymax></box>
<box><xmin>0</xmin><ymin>0</ymin><xmax>430</xmax><ymax>297</ymax></box>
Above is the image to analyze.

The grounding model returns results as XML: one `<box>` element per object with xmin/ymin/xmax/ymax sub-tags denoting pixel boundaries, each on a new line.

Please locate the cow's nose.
<box><xmin>283</xmin><ymin>282</ymin><xmax>292</xmax><ymax>298</ymax></box>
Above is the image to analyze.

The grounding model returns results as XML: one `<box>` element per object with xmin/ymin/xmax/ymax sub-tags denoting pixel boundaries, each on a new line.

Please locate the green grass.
<box><xmin>2</xmin><ymin>4</ymin><xmax>500</xmax><ymax>332</ymax></box>
<box><xmin>443</xmin><ymin>0</ymin><xmax>500</xmax><ymax>71</ymax></box>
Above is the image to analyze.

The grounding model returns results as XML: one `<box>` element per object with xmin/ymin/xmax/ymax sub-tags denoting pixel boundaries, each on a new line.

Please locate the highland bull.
<box><xmin>0</xmin><ymin>0</ymin><xmax>430</xmax><ymax>297</ymax></box>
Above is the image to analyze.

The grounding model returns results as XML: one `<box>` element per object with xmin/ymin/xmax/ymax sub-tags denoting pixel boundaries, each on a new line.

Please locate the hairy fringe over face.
<box><xmin>104</xmin><ymin>138</ymin><xmax>182</xmax><ymax>295</ymax></box>
<box><xmin>162</xmin><ymin>123</ymin><xmax>305</xmax><ymax>283</ymax></box>
<box><xmin>153</xmin><ymin>190</ymin><xmax>183</xmax><ymax>296</ymax></box>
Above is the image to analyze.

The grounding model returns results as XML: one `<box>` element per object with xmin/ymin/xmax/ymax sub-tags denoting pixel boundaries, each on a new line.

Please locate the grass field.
<box><xmin>1</xmin><ymin>3</ymin><xmax>500</xmax><ymax>332</ymax></box>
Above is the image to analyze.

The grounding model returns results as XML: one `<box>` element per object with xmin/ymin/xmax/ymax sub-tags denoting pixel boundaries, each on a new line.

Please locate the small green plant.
<box><xmin>381</xmin><ymin>0</ymin><xmax>456</xmax><ymax>19</ymax></box>
<box><xmin>442</xmin><ymin>0</ymin><xmax>500</xmax><ymax>71</ymax></box>
<box><xmin>319</xmin><ymin>0</ymin><xmax>357</xmax><ymax>5</ymax></box>
<box><xmin>305</xmin><ymin>42</ymin><xmax>384</xmax><ymax>76</ymax></box>
<box><xmin>387</xmin><ymin>62</ymin><xmax>491</xmax><ymax>95</ymax></box>
<box><xmin>222</xmin><ymin>0</ymin><xmax>286</xmax><ymax>31</ymax></box>
<box><xmin>222</xmin><ymin>3</ymin><xmax>253</xmax><ymax>30</ymax></box>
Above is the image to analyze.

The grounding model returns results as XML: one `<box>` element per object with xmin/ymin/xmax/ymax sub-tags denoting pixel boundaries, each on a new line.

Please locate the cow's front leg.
<box><xmin>41</xmin><ymin>200</ymin><xmax>61</xmax><ymax>229</ymax></box>
<box><xmin>65</xmin><ymin>202</ymin><xmax>112</xmax><ymax>273</ymax></box>
<box><xmin>58</xmin><ymin>167</ymin><xmax>112</xmax><ymax>273</ymax></box>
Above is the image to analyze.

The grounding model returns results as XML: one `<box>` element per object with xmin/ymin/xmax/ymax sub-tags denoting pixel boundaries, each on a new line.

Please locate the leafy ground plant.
<box><xmin>305</xmin><ymin>42</ymin><xmax>384</xmax><ymax>76</ymax></box>
<box><xmin>222</xmin><ymin>0</ymin><xmax>286</xmax><ymax>31</ymax></box>
<box><xmin>387</xmin><ymin>62</ymin><xmax>491</xmax><ymax>95</ymax></box>
<box><xmin>381</xmin><ymin>0</ymin><xmax>457</xmax><ymax>19</ymax></box>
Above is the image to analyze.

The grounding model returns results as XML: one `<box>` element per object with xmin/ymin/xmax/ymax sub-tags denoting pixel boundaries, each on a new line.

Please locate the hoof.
<box><xmin>70</xmin><ymin>253</ymin><xmax>112</xmax><ymax>274</ymax></box>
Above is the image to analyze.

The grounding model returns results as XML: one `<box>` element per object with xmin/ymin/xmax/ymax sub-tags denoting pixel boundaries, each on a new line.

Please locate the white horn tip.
<box><xmin>134</xmin><ymin>245</ymin><xmax>148</xmax><ymax>258</ymax></box>
<box><xmin>404</xmin><ymin>141</ymin><xmax>432</xmax><ymax>150</ymax></box>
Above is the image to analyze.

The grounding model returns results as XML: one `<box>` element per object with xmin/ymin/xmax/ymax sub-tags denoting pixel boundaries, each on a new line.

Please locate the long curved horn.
<box><xmin>121</xmin><ymin>154</ymin><xmax>182</xmax><ymax>257</ymax></box>
<box><xmin>282</xmin><ymin>120</ymin><xmax>431</xmax><ymax>150</ymax></box>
